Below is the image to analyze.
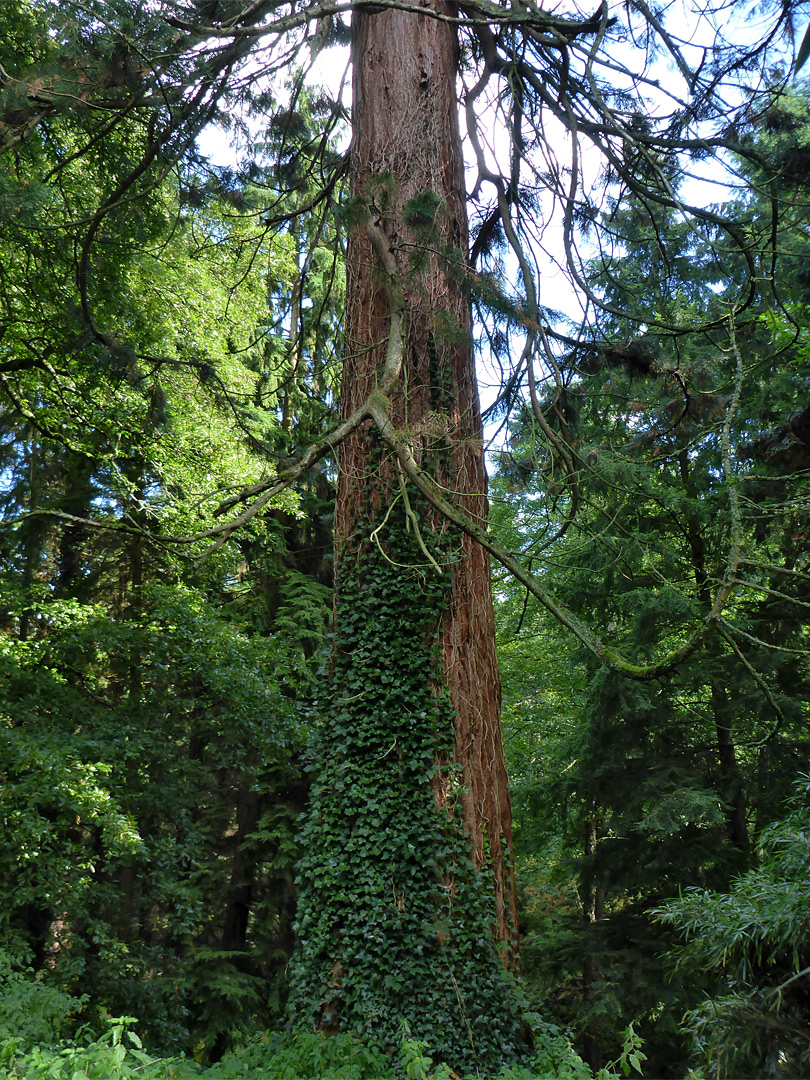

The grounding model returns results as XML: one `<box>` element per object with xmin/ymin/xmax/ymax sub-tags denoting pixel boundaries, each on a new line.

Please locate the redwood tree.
<box><xmin>287</xmin><ymin>3</ymin><xmax>522</xmax><ymax>1065</ymax></box>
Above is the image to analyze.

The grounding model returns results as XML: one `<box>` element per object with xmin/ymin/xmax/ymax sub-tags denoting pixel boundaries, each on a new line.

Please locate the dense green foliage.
<box><xmin>491</xmin><ymin>92</ymin><xmax>810</xmax><ymax>1077</ymax></box>
<box><xmin>0</xmin><ymin>580</ymin><xmax>323</xmax><ymax>1049</ymax></box>
<box><xmin>655</xmin><ymin>774</ymin><xmax>810</xmax><ymax>1078</ymax></box>
<box><xmin>3</xmin><ymin>0</ymin><xmax>810</xmax><ymax>1077</ymax></box>
<box><xmin>290</xmin><ymin>499</ymin><xmax>523</xmax><ymax>1071</ymax></box>
<box><xmin>0</xmin><ymin>2</ymin><xmax>341</xmax><ymax>1060</ymax></box>
<box><xmin>0</xmin><ymin>1008</ymin><xmax>639</xmax><ymax>1080</ymax></box>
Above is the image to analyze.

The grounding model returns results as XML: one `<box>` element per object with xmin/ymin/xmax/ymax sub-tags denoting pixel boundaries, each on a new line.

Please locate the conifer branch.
<box><xmin>367</xmin><ymin>395</ymin><xmax>722</xmax><ymax>680</ymax></box>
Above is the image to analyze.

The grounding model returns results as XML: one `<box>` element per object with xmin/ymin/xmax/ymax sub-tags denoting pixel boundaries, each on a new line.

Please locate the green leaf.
<box><xmin>795</xmin><ymin>22</ymin><xmax>810</xmax><ymax>73</ymax></box>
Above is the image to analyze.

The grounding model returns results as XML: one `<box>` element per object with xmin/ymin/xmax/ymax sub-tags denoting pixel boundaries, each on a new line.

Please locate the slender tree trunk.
<box><xmin>709</xmin><ymin>682</ymin><xmax>749</xmax><ymax>853</ymax></box>
<box><xmin>281</xmin><ymin>215</ymin><xmax>302</xmax><ymax>450</ymax></box>
<box><xmin>678</xmin><ymin>450</ymin><xmax>748</xmax><ymax>852</ymax></box>
<box><xmin>581</xmin><ymin>810</ymin><xmax>604</xmax><ymax>1069</ymax></box>
<box><xmin>221</xmin><ymin>781</ymin><xmax>260</xmax><ymax>952</ymax></box>
<box><xmin>19</xmin><ymin>436</ymin><xmax>48</xmax><ymax>641</ymax></box>
<box><xmin>56</xmin><ymin>453</ymin><xmax>93</xmax><ymax>599</ymax></box>
<box><xmin>123</xmin><ymin>461</ymin><xmax>146</xmax><ymax>702</ymax></box>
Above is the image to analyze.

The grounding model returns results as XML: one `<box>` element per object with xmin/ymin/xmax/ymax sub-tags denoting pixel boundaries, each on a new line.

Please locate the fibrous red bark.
<box><xmin>336</xmin><ymin>0</ymin><xmax>518</xmax><ymax>958</ymax></box>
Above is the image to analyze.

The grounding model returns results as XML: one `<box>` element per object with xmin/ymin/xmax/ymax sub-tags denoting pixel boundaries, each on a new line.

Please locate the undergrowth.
<box><xmin>0</xmin><ymin>1009</ymin><xmax>643</xmax><ymax>1080</ymax></box>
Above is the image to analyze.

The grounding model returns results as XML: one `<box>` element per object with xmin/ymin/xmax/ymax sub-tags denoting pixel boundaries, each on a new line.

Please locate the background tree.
<box><xmin>490</xmin><ymin>87</ymin><xmax>810</xmax><ymax>1074</ymax></box>
<box><xmin>0</xmin><ymin>5</ymin><xmax>343</xmax><ymax>1057</ymax></box>
<box><xmin>656</xmin><ymin>773</ymin><xmax>810</xmax><ymax>1079</ymax></box>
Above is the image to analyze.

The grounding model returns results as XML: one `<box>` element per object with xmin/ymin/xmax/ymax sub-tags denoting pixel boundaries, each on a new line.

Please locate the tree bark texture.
<box><xmin>337</xmin><ymin>0</ymin><xmax>518</xmax><ymax>955</ymax></box>
<box><xmin>288</xmin><ymin>6</ymin><xmax>523</xmax><ymax>1063</ymax></box>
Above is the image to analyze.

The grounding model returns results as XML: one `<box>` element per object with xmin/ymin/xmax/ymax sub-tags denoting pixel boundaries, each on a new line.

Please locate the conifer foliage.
<box><xmin>492</xmin><ymin>87</ymin><xmax>810</xmax><ymax>1076</ymax></box>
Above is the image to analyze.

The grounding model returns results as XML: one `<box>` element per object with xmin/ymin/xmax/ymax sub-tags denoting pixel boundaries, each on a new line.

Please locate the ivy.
<box><xmin>288</xmin><ymin>493</ymin><xmax>523</xmax><ymax>1072</ymax></box>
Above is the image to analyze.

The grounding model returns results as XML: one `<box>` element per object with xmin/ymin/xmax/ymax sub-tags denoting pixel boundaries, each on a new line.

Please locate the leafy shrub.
<box><xmin>655</xmin><ymin>774</ymin><xmax>810</xmax><ymax>1078</ymax></box>
<box><xmin>0</xmin><ymin>954</ymin><xmax>85</xmax><ymax>1055</ymax></box>
<box><xmin>209</xmin><ymin>1029</ymin><xmax>393</xmax><ymax>1078</ymax></box>
<box><xmin>0</xmin><ymin>583</ymin><xmax>310</xmax><ymax>1054</ymax></box>
<box><xmin>0</xmin><ymin>1013</ymin><xmax>639</xmax><ymax>1080</ymax></box>
<box><xmin>0</xmin><ymin>1015</ymin><xmax>199</xmax><ymax>1079</ymax></box>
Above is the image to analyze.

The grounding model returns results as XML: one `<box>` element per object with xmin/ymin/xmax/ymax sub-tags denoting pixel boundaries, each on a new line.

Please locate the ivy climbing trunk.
<box><xmin>340</xmin><ymin>0</ymin><xmax>517</xmax><ymax>954</ymax></box>
<box><xmin>289</xmin><ymin>1</ymin><xmax>521</xmax><ymax>1068</ymax></box>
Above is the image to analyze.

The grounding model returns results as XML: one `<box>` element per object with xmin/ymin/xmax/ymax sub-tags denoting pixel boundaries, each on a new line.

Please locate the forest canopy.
<box><xmin>1</xmin><ymin>0</ymin><xmax>809</xmax><ymax>1077</ymax></box>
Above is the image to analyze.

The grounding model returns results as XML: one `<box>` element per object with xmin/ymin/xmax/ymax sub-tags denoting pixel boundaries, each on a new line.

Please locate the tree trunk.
<box><xmin>56</xmin><ymin>453</ymin><xmax>93</xmax><ymax>599</ymax></box>
<box><xmin>281</xmin><ymin>215</ymin><xmax>302</xmax><ymax>450</ymax></box>
<box><xmin>581</xmin><ymin>811</ymin><xmax>605</xmax><ymax>1070</ymax></box>
<box><xmin>338</xmin><ymin>0</ymin><xmax>517</xmax><ymax>957</ymax></box>
<box><xmin>18</xmin><ymin>435</ymin><xmax>49</xmax><ymax>641</ymax></box>
<box><xmin>289</xmin><ymin>3</ymin><xmax>521</xmax><ymax>1067</ymax></box>
<box><xmin>221</xmin><ymin>781</ymin><xmax>260</xmax><ymax>952</ymax></box>
<box><xmin>678</xmin><ymin>450</ymin><xmax>748</xmax><ymax>853</ymax></box>
<box><xmin>709</xmin><ymin>682</ymin><xmax>749</xmax><ymax>853</ymax></box>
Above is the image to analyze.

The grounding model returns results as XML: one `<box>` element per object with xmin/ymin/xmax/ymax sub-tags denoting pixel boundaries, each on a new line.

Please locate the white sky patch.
<box><xmin>195</xmin><ymin>31</ymin><xmax>352</xmax><ymax>167</ymax></box>
<box><xmin>195</xmin><ymin>122</ymin><xmax>237</xmax><ymax>166</ymax></box>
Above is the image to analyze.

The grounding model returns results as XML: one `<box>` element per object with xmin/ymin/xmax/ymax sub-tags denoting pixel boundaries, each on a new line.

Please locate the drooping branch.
<box><xmin>16</xmin><ymin>188</ymin><xmax>749</xmax><ymax>680</ymax></box>
<box><xmin>7</xmin><ymin>0</ymin><xmax>800</xmax><ymax>681</ymax></box>
<box><xmin>367</xmin><ymin>391</ymin><xmax>738</xmax><ymax>681</ymax></box>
